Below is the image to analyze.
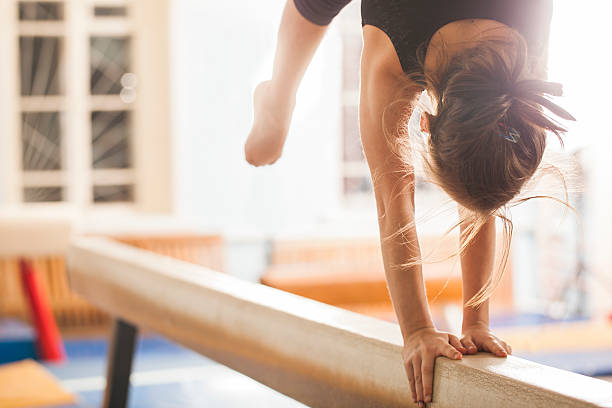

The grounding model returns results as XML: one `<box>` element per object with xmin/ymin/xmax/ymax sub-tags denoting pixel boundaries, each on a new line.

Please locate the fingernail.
<box><xmin>418</xmin><ymin>402</ymin><xmax>425</xmax><ymax>408</ymax></box>
<box><xmin>425</xmin><ymin>395</ymin><xmax>432</xmax><ymax>402</ymax></box>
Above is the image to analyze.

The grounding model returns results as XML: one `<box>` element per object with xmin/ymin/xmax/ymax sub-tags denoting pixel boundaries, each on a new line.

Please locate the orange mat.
<box><xmin>0</xmin><ymin>359</ymin><xmax>75</xmax><ymax>408</ymax></box>
<box><xmin>495</xmin><ymin>321</ymin><xmax>612</xmax><ymax>353</ymax></box>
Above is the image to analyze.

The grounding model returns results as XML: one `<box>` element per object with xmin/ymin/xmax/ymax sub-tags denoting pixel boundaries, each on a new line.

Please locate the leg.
<box><xmin>103</xmin><ymin>319</ymin><xmax>138</xmax><ymax>408</ymax></box>
<box><xmin>245</xmin><ymin>0</ymin><xmax>350</xmax><ymax>166</ymax></box>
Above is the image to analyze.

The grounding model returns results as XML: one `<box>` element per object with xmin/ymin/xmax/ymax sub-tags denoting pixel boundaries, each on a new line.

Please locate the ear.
<box><xmin>420</xmin><ymin>112</ymin><xmax>431</xmax><ymax>134</ymax></box>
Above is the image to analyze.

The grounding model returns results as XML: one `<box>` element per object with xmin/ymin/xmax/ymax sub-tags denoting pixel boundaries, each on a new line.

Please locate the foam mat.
<box><xmin>0</xmin><ymin>359</ymin><xmax>75</xmax><ymax>408</ymax></box>
<box><xmin>495</xmin><ymin>320</ymin><xmax>612</xmax><ymax>352</ymax></box>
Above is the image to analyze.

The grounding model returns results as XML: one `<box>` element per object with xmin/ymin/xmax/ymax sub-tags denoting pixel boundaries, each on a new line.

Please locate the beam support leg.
<box><xmin>103</xmin><ymin>318</ymin><xmax>138</xmax><ymax>408</ymax></box>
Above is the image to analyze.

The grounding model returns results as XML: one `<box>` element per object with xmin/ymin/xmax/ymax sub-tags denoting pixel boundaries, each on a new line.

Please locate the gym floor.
<box><xmin>45</xmin><ymin>335</ymin><xmax>305</xmax><ymax>408</ymax></box>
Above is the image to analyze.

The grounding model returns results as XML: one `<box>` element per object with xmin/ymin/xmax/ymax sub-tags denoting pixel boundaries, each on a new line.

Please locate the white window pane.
<box><xmin>19</xmin><ymin>2</ymin><xmax>64</xmax><ymax>21</ymax></box>
<box><xmin>90</xmin><ymin>36</ymin><xmax>130</xmax><ymax>95</ymax></box>
<box><xmin>20</xmin><ymin>36</ymin><xmax>62</xmax><ymax>96</ymax></box>
<box><xmin>93</xmin><ymin>6</ymin><xmax>127</xmax><ymax>17</ymax></box>
<box><xmin>343</xmin><ymin>105</ymin><xmax>363</xmax><ymax>162</ymax></box>
<box><xmin>23</xmin><ymin>186</ymin><xmax>63</xmax><ymax>202</ymax></box>
<box><xmin>343</xmin><ymin>176</ymin><xmax>372</xmax><ymax>195</ymax></box>
<box><xmin>22</xmin><ymin>112</ymin><xmax>62</xmax><ymax>171</ymax></box>
<box><xmin>93</xmin><ymin>184</ymin><xmax>133</xmax><ymax>203</ymax></box>
<box><xmin>91</xmin><ymin>110</ymin><xmax>131</xmax><ymax>169</ymax></box>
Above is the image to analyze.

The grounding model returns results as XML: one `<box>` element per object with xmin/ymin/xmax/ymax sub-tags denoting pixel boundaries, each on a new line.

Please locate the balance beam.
<box><xmin>68</xmin><ymin>237</ymin><xmax>612</xmax><ymax>408</ymax></box>
<box><xmin>0</xmin><ymin>214</ymin><xmax>72</xmax><ymax>361</ymax></box>
<box><xmin>0</xmin><ymin>214</ymin><xmax>72</xmax><ymax>257</ymax></box>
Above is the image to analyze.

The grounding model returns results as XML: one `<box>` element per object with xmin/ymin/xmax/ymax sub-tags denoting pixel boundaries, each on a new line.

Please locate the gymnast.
<box><xmin>245</xmin><ymin>1</ymin><xmax>575</xmax><ymax>406</ymax></box>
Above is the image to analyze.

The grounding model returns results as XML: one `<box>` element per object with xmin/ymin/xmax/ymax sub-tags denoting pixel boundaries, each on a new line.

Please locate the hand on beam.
<box><xmin>402</xmin><ymin>327</ymin><xmax>465</xmax><ymax>407</ymax></box>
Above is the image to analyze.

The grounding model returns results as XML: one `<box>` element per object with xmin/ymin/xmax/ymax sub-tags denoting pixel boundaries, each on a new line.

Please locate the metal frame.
<box><xmin>103</xmin><ymin>318</ymin><xmax>138</xmax><ymax>408</ymax></box>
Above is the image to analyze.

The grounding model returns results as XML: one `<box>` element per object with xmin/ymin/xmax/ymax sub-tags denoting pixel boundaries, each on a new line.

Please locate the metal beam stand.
<box><xmin>103</xmin><ymin>318</ymin><xmax>138</xmax><ymax>408</ymax></box>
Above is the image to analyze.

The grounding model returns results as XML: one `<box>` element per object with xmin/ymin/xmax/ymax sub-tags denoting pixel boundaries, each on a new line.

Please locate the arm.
<box><xmin>459</xmin><ymin>211</ymin><xmax>512</xmax><ymax>356</ymax></box>
<box><xmin>360</xmin><ymin>26</ymin><xmax>464</xmax><ymax>408</ymax></box>
<box><xmin>359</xmin><ymin>31</ymin><xmax>432</xmax><ymax>342</ymax></box>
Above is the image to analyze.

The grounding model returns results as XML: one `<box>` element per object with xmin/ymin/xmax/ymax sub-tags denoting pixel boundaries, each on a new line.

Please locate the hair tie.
<box><xmin>498</xmin><ymin>122</ymin><xmax>520</xmax><ymax>143</ymax></box>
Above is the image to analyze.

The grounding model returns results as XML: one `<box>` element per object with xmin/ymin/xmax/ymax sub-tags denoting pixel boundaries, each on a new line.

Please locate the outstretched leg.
<box><xmin>245</xmin><ymin>0</ymin><xmax>351</xmax><ymax>166</ymax></box>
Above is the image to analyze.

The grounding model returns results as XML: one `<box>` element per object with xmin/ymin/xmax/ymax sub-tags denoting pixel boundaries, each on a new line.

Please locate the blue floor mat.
<box><xmin>490</xmin><ymin>313</ymin><xmax>589</xmax><ymax>328</ymax></box>
<box><xmin>45</xmin><ymin>335</ymin><xmax>305</xmax><ymax>408</ymax></box>
<box><xmin>515</xmin><ymin>349</ymin><xmax>612</xmax><ymax>377</ymax></box>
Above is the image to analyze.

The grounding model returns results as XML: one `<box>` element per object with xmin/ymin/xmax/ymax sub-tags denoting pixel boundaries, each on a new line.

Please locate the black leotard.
<box><xmin>293</xmin><ymin>0</ymin><xmax>553</xmax><ymax>73</ymax></box>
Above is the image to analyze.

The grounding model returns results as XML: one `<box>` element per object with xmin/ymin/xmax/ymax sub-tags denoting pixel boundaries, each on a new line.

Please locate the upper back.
<box><xmin>361</xmin><ymin>0</ymin><xmax>553</xmax><ymax>74</ymax></box>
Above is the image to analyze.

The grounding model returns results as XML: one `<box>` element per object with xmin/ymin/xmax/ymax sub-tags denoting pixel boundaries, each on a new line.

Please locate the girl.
<box><xmin>245</xmin><ymin>1</ymin><xmax>575</xmax><ymax>406</ymax></box>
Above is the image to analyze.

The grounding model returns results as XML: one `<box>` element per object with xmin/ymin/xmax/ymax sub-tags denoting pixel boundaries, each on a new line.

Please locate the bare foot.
<box><xmin>245</xmin><ymin>80</ymin><xmax>296</xmax><ymax>166</ymax></box>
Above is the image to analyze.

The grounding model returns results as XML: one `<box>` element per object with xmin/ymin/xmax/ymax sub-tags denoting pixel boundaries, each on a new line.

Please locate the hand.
<box><xmin>461</xmin><ymin>322</ymin><xmax>512</xmax><ymax>357</ymax></box>
<box><xmin>402</xmin><ymin>327</ymin><xmax>466</xmax><ymax>407</ymax></box>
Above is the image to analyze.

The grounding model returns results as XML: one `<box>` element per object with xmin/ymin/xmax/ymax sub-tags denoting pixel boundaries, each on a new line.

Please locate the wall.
<box><xmin>170</xmin><ymin>0</ymin><xmax>346</xmax><ymax>237</ymax></box>
<box><xmin>548</xmin><ymin>2</ymin><xmax>612</xmax><ymax>318</ymax></box>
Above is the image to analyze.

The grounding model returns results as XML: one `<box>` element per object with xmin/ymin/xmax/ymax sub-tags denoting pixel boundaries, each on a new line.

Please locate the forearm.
<box><xmin>377</xmin><ymin>204</ymin><xmax>434</xmax><ymax>340</ymax></box>
<box><xmin>459</xmin><ymin>212</ymin><xmax>496</xmax><ymax>329</ymax></box>
<box><xmin>459</xmin><ymin>215</ymin><xmax>513</xmax><ymax>358</ymax></box>
<box><xmin>362</xmin><ymin>87</ymin><xmax>433</xmax><ymax>340</ymax></box>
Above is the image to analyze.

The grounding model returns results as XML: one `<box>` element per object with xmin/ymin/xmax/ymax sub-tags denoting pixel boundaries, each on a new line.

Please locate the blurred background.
<box><xmin>0</xmin><ymin>0</ymin><xmax>610</xmax><ymax>407</ymax></box>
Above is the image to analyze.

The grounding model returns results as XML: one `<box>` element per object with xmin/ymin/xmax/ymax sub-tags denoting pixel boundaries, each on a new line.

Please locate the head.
<box><xmin>420</xmin><ymin>35</ymin><xmax>575</xmax><ymax>215</ymax></box>
<box><xmin>400</xmin><ymin>34</ymin><xmax>576</xmax><ymax>306</ymax></box>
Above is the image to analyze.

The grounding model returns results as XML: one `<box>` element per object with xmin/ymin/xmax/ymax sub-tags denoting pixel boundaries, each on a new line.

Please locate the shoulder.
<box><xmin>361</xmin><ymin>26</ymin><xmax>423</xmax><ymax>118</ymax></box>
<box><xmin>361</xmin><ymin>25</ymin><xmax>404</xmax><ymax>80</ymax></box>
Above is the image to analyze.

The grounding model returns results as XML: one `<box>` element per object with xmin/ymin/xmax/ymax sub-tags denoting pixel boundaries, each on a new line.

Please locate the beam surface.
<box><xmin>68</xmin><ymin>238</ymin><xmax>612</xmax><ymax>408</ymax></box>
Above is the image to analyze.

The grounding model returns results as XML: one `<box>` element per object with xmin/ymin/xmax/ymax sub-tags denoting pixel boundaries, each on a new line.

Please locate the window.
<box><xmin>19</xmin><ymin>22</ymin><xmax>64</xmax><ymax>203</ymax></box>
<box><xmin>19</xmin><ymin>2</ymin><xmax>63</xmax><ymax>21</ymax></box>
<box><xmin>0</xmin><ymin>0</ymin><xmax>171</xmax><ymax>211</ymax></box>
<box><xmin>338</xmin><ymin>4</ymin><xmax>372</xmax><ymax>203</ymax></box>
<box><xmin>93</xmin><ymin>6</ymin><xmax>127</xmax><ymax>17</ymax></box>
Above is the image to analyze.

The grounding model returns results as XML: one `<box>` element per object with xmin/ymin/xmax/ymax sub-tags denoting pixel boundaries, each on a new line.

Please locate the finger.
<box><xmin>461</xmin><ymin>337</ymin><xmax>478</xmax><ymax>354</ymax></box>
<box><xmin>413</xmin><ymin>357</ymin><xmax>424</xmax><ymax>405</ymax></box>
<box><xmin>421</xmin><ymin>354</ymin><xmax>435</xmax><ymax>404</ymax></box>
<box><xmin>404</xmin><ymin>361</ymin><xmax>417</xmax><ymax>402</ymax></box>
<box><xmin>442</xmin><ymin>343</ymin><xmax>463</xmax><ymax>360</ymax></box>
<box><xmin>449</xmin><ymin>334</ymin><xmax>467</xmax><ymax>354</ymax></box>
<box><xmin>485</xmin><ymin>338</ymin><xmax>507</xmax><ymax>357</ymax></box>
<box><xmin>500</xmin><ymin>340</ymin><xmax>512</xmax><ymax>355</ymax></box>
